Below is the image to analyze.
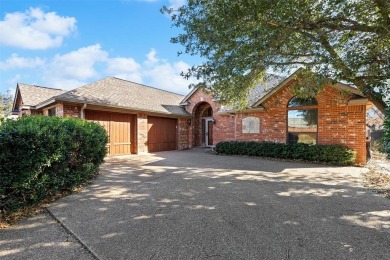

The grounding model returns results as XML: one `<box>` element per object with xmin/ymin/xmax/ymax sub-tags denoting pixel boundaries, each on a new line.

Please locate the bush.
<box><xmin>381</xmin><ymin>107</ymin><xmax>390</xmax><ymax>158</ymax></box>
<box><xmin>215</xmin><ymin>141</ymin><xmax>356</xmax><ymax>165</ymax></box>
<box><xmin>0</xmin><ymin>116</ymin><xmax>108</xmax><ymax>213</ymax></box>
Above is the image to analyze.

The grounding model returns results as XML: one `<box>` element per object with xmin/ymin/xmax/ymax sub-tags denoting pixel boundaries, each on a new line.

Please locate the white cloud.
<box><xmin>105</xmin><ymin>48</ymin><xmax>197</xmax><ymax>94</ymax></box>
<box><xmin>3</xmin><ymin>45</ymin><xmax>198</xmax><ymax>94</ymax></box>
<box><xmin>145</xmin><ymin>49</ymin><xmax>159</xmax><ymax>64</ymax></box>
<box><xmin>144</xmin><ymin>60</ymin><xmax>195</xmax><ymax>94</ymax></box>
<box><xmin>169</xmin><ymin>0</ymin><xmax>186</xmax><ymax>10</ymax></box>
<box><xmin>7</xmin><ymin>74</ymin><xmax>21</xmax><ymax>84</ymax></box>
<box><xmin>107</xmin><ymin>57</ymin><xmax>143</xmax><ymax>83</ymax></box>
<box><xmin>142</xmin><ymin>50</ymin><xmax>197</xmax><ymax>94</ymax></box>
<box><xmin>44</xmin><ymin>44</ymin><xmax>108</xmax><ymax>89</ymax></box>
<box><xmin>163</xmin><ymin>0</ymin><xmax>186</xmax><ymax>18</ymax></box>
<box><xmin>0</xmin><ymin>54</ymin><xmax>45</xmax><ymax>70</ymax></box>
<box><xmin>0</xmin><ymin>7</ymin><xmax>76</xmax><ymax>49</ymax></box>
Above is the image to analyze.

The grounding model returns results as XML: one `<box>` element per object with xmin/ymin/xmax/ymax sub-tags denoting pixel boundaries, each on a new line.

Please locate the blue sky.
<box><xmin>0</xmin><ymin>0</ymin><xmax>201</xmax><ymax>96</ymax></box>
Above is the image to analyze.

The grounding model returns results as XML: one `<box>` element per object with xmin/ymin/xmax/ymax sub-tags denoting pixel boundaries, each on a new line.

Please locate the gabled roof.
<box><xmin>180</xmin><ymin>74</ymin><xmax>286</xmax><ymax>107</ymax></box>
<box><xmin>252</xmin><ymin>69</ymin><xmax>365</xmax><ymax>107</ymax></box>
<box><xmin>14</xmin><ymin>83</ymin><xmax>65</xmax><ymax>109</ymax></box>
<box><xmin>246</xmin><ymin>74</ymin><xmax>286</xmax><ymax>106</ymax></box>
<box><xmin>180</xmin><ymin>87</ymin><xmax>199</xmax><ymax>105</ymax></box>
<box><xmin>38</xmin><ymin>77</ymin><xmax>190</xmax><ymax>116</ymax></box>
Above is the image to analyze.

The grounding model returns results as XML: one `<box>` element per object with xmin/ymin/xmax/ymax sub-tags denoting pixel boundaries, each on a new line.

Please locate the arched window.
<box><xmin>202</xmin><ymin>107</ymin><xmax>213</xmax><ymax>117</ymax></box>
<box><xmin>287</xmin><ymin>96</ymin><xmax>318</xmax><ymax>144</ymax></box>
<box><xmin>288</xmin><ymin>97</ymin><xmax>318</xmax><ymax>107</ymax></box>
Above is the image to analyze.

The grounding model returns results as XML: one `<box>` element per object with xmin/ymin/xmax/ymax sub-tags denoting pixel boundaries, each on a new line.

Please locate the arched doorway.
<box><xmin>192</xmin><ymin>102</ymin><xmax>214</xmax><ymax>147</ymax></box>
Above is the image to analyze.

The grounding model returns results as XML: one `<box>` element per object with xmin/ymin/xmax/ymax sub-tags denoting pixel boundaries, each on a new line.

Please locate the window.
<box><xmin>202</xmin><ymin>107</ymin><xmax>212</xmax><ymax>117</ymax></box>
<box><xmin>287</xmin><ymin>97</ymin><xmax>318</xmax><ymax>144</ymax></box>
<box><xmin>48</xmin><ymin>107</ymin><xmax>56</xmax><ymax>116</ymax></box>
<box><xmin>288</xmin><ymin>97</ymin><xmax>317</xmax><ymax>107</ymax></box>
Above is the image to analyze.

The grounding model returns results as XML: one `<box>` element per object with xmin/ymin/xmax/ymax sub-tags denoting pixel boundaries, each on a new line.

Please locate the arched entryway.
<box><xmin>192</xmin><ymin>102</ymin><xmax>215</xmax><ymax>147</ymax></box>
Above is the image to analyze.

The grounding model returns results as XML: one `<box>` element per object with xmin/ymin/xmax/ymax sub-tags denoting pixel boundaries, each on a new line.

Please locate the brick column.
<box><xmin>137</xmin><ymin>113</ymin><xmax>148</xmax><ymax>153</ymax></box>
<box><xmin>178</xmin><ymin>118</ymin><xmax>190</xmax><ymax>149</ymax></box>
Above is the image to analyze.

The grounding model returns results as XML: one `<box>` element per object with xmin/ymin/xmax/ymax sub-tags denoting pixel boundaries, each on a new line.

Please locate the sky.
<box><xmin>0</xmin><ymin>0</ymin><xmax>201</xmax><ymax>97</ymax></box>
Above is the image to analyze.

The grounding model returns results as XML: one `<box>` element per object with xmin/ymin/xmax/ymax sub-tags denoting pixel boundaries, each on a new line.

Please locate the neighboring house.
<box><xmin>12</xmin><ymin>70</ymin><xmax>371</xmax><ymax>164</ymax></box>
<box><xmin>366</xmin><ymin>107</ymin><xmax>385</xmax><ymax>131</ymax></box>
<box><xmin>366</xmin><ymin>107</ymin><xmax>385</xmax><ymax>146</ymax></box>
<box><xmin>12</xmin><ymin>83</ymin><xmax>66</xmax><ymax>116</ymax></box>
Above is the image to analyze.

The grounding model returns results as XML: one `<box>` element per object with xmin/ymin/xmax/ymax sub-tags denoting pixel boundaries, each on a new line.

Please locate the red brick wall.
<box><xmin>22</xmin><ymin>109</ymin><xmax>43</xmax><ymax>116</ymax></box>
<box><xmin>178</xmin><ymin>118</ymin><xmax>190</xmax><ymax>149</ymax></box>
<box><xmin>184</xmin><ymin>84</ymin><xmax>367</xmax><ymax>164</ymax></box>
<box><xmin>317</xmin><ymin>86</ymin><xmax>366</xmax><ymax>164</ymax></box>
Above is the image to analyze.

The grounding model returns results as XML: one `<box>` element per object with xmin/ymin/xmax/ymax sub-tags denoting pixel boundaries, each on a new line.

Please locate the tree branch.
<box><xmin>266</xmin><ymin>61</ymin><xmax>321</xmax><ymax>66</ymax></box>
<box><xmin>374</xmin><ymin>0</ymin><xmax>390</xmax><ymax>30</ymax></box>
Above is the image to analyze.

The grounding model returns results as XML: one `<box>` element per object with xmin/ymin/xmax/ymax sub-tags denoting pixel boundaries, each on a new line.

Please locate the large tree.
<box><xmin>0</xmin><ymin>91</ymin><xmax>13</xmax><ymax>119</ymax></box>
<box><xmin>163</xmin><ymin>0</ymin><xmax>390</xmax><ymax>112</ymax></box>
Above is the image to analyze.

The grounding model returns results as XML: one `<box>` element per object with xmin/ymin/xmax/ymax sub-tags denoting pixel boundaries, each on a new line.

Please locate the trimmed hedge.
<box><xmin>215</xmin><ymin>141</ymin><xmax>356</xmax><ymax>165</ymax></box>
<box><xmin>0</xmin><ymin>116</ymin><xmax>108</xmax><ymax>212</ymax></box>
<box><xmin>381</xmin><ymin>107</ymin><xmax>390</xmax><ymax>158</ymax></box>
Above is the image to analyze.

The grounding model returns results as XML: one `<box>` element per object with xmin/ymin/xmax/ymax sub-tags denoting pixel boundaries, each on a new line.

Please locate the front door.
<box><xmin>205</xmin><ymin>119</ymin><xmax>213</xmax><ymax>147</ymax></box>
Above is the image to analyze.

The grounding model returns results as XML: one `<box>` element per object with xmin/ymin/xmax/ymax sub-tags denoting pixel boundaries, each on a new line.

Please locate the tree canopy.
<box><xmin>163</xmin><ymin>0</ymin><xmax>390</xmax><ymax>112</ymax></box>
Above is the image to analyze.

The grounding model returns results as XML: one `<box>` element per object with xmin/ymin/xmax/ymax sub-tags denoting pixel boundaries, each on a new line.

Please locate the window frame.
<box><xmin>286</xmin><ymin>96</ymin><xmax>318</xmax><ymax>145</ymax></box>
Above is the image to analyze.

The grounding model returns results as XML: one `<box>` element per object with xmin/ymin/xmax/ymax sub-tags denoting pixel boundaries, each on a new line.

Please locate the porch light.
<box><xmin>187</xmin><ymin>119</ymin><xmax>192</xmax><ymax>126</ymax></box>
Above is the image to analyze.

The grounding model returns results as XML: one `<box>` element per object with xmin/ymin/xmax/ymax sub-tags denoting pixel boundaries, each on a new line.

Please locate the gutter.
<box><xmin>35</xmin><ymin>98</ymin><xmax>56</xmax><ymax>109</ymax></box>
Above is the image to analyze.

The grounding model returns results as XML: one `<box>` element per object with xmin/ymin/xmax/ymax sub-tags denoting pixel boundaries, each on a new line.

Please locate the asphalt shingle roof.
<box><xmin>18</xmin><ymin>83</ymin><xmax>65</xmax><ymax>107</ymax></box>
<box><xmin>54</xmin><ymin>77</ymin><xmax>190</xmax><ymax>116</ymax></box>
<box><xmin>247</xmin><ymin>74</ymin><xmax>286</xmax><ymax>106</ymax></box>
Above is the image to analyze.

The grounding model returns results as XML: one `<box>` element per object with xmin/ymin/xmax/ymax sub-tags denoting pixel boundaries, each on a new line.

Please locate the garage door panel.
<box><xmin>85</xmin><ymin>110</ymin><xmax>135</xmax><ymax>156</ymax></box>
<box><xmin>148</xmin><ymin>117</ymin><xmax>177</xmax><ymax>152</ymax></box>
<box><xmin>110</xmin><ymin>113</ymin><xmax>132</xmax><ymax>155</ymax></box>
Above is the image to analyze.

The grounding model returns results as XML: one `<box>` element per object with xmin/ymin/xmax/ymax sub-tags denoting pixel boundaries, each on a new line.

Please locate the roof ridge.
<box><xmin>18</xmin><ymin>82</ymin><xmax>65</xmax><ymax>91</ymax></box>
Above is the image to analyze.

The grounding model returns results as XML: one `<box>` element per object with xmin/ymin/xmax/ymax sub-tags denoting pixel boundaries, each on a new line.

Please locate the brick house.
<box><xmin>12</xmin><ymin>70</ymin><xmax>371</xmax><ymax>164</ymax></box>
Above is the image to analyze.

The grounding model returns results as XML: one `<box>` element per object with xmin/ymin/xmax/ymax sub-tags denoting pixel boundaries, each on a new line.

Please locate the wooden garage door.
<box><xmin>85</xmin><ymin>110</ymin><xmax>135</xmax><ymax>156</ymax></box>
<box><xmin>147</xmin><ymin>117</ymin><xmax>177</xmax><ymax>152</ymax></box>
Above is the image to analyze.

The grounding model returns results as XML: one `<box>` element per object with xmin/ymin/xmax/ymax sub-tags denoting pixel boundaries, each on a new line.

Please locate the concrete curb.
<box><xmin>46</xmin><ymin>208</ymin><xmax>100</xmax><ymax>260</ymax></box>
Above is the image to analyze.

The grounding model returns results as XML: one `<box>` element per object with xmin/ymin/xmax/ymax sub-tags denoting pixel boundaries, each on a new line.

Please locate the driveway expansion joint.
<box><xmin>45</xmin><ymin>207</ymin><xmax>101</xmax><ymax>260</ymax></box>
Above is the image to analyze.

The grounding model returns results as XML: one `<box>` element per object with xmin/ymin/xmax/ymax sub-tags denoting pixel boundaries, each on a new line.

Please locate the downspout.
<box><xmin>80</xmin><ymin>103</ymin><xmax>87</xmax><ymax>119</ymax></box>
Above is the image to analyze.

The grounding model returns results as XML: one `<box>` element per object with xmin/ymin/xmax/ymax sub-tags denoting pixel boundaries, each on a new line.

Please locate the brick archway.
<box><xmin>192</xmin><ymin>102</ymin><xmax>213</xmax><ymax>147</ymax></box>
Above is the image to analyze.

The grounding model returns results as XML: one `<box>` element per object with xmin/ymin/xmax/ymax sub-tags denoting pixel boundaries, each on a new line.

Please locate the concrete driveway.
<box><xmin>3</xmin><ymin>149</ymin><xmax>390</xmax><ymax>259</ymax></box>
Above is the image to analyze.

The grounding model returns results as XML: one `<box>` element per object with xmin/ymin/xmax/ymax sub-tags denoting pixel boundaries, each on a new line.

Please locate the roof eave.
<box><xmin>179</xmin><ymin>101</ymin><xmax>190</xmax><ymax>106</ymax></box>
<box><xmin>348</xmin><ymin>98</ymin><xmax>369</xmax><ymax>106</ymax></box>
<box><xmin>35</xmin><ymin>98</ymin><xmax>56</xmax><ymax>109</ymax></box>
<box><xmin>180</xmin><ymin>86</ymin><xmax>199</xmax><ymax>104</ymax></box>
<box><xmin>21</xmin><ymin>105</ymin><xmax>33</xmax><ymax>109</ymax></box>
<box><xmin>55</xmin><ymin>97</ymin><xmax>191</xmax><ymax>117</ymax></box>
<box><xmin>333</xmin><ymin>83</ymin><xmax>365</xmax><ymax>97</ymax></box>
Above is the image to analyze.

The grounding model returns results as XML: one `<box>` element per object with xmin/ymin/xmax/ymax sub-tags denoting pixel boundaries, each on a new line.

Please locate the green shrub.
<box><xmin>215</xmin><ymin>141</ymin><xmax>356</xmax><ymax>165</ymax></box>
<box><xmin>0</xmin><ymin>116</ymin><xmax>108</xmax><ymax>212</ymax></box>
<box><xmin>381</xmin><ymin>107</ymin><xmax>390</xmax><ymax>158</ymax></box>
